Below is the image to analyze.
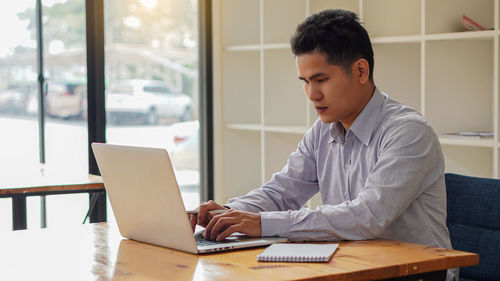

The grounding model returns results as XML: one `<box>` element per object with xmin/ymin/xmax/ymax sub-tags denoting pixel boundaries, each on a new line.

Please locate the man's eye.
<box><xmin>318</xmin><ymin>78</ymin><xmax>328</xmax><ymax>82</ymax></box>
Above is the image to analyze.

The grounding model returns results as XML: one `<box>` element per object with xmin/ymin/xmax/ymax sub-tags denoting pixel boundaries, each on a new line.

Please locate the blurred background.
<box><xmin>0</xmin><ymin>0</ymin><xmax>200</xmax><ymax>230</ymax></box>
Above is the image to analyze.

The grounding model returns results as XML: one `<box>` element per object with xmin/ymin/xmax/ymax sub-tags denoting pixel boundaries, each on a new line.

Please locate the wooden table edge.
<box><xmin>0</xmin><ymin>182</ymin><xmax>105</xmax><ymax>196</ymax></box>
<box><xmin>290</xmin><ymin>240</ymin><xmax>479</xmax><ymax>281</ymax></box>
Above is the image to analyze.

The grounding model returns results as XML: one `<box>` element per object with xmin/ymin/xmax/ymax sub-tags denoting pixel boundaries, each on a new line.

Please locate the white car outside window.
<box><xmin>106</xmin><ymin>79</ymin><xmax>192</xmax><ymax>125</ymax></box>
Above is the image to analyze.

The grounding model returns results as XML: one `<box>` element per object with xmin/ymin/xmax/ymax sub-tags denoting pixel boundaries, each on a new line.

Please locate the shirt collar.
<box><xmin>328</xmin><ymin>87</ymin><xmax>385</xmax><ymax>146</ymax></box>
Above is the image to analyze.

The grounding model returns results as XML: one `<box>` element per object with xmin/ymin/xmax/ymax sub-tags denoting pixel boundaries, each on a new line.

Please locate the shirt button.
<box><xmin>345</xmin><ymin>163</ymin><xmax>351</xmax><ymax>170</ymax></box>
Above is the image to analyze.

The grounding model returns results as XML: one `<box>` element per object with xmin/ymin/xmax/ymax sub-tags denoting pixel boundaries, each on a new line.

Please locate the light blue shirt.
<box><xmin>226</xmin><ymin>87</ymin><xmax>456</xmax><ymax>279</ymax></box>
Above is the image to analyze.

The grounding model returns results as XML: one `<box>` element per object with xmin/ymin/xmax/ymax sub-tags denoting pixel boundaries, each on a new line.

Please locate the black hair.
<box><xmin>290</xmin><ymin>9</ymin><xmax>374</xmax><ymax>80</ymax></box>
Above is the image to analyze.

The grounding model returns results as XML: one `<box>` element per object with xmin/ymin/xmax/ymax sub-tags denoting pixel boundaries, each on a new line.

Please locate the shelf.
<box><xmin>264</xmin><ymin>49</ymin><xmax>307</xmax><ymax>126</ymax></box>
<box><xmin>425</xmin><ymin>0</ymin><xmax>494</xmax><ymax>35</ymax></box>
<box><xmin>225</xmin><ymin>44</ymin><xmax>262</xmax><ymax>52</ymax></box>
<box><xmin>424</xmin><ymin>30</ymin><xmax>496</xmax><ymax>41</ymax></box>
<box><xmin>226</xmin><ymin>123</ymin><xmax>308</xmax><ymax>134</ymax></box>
<box><xmin>223</xmin><ymin>130</ymin><xmax>262</xmax><ymax>200</ymax></box>
<box><xmin>441</xmin><ymin>145</ymin><xmax>493</xmax><ymax>178</ymax></box>
<box><xmin>263</xmin><ymin>0</ymin><xmax>306</xmax><ymax>44</ymax></box>
<box><xmin>264</xmin><ymin>126</ymin><xmax>308</xmax><ymax>134</ymax></box>
<box><xmin>439</xmin><ymin>136</ymin><xmax>495</xmax><ymax>147</ymax></box>
<box><xmin>226</xmin><ymin>30</ymin><xmax>499</xmax><ymax>52</ymax></box>
<box><xmin>371</xmin><ymin>35</ymin><xmax>422</xmax><ymax>44</ymax></box>
<box><xmin>264</xmin><ymin>133</ymin><xmax>303</xmax><ymax>180</ymax></box>
<box><xmin>222</xmin><ymin>51</ymin><xmax>261</xmax><ymax>124</ymax></box>
<box><xmin>221</xmin><ymin>0</ymin><xmax>260</xmax><ymax>47</ymax></box>
<box><xmin>373</xmin><ymin>43</ymin><xmax>421</xmax><ymax>112</ymax></box>
<box><xmin>214</xmin><ymin>0</ymin><xmax>500</xmax><ymax>203</ymax></box>
<box><xmin>372</xmin><ymin>30</ymin><xmax>497</xmax><ymax>44</ymax></box>
<box><xmin>425</xmin><ymin>39</ymin><xmax>493</xmax><ymax>135</ymax></box>
<box><xmin>497</xmin><ymin>34</ymin><xmax>500</xmax><ymax>143</ymax></box>
<box><xmin>225</xmin><ymin>43</ymin><xmax>290</xmax><ymax>52</ymax></box>
<box><xmin>309</xmin><ymin>0</ymin><xmax>358</xmax><ymax>15</ymax></box>
<box><xmin>226</xmin><ymin>123</ymin><xmax>262</xmax><ymax>132</ymax></box>
<box><xmin>363</xmin><ymin>0</ymin><xmax>421</xmax><ymax>37</ymax></box>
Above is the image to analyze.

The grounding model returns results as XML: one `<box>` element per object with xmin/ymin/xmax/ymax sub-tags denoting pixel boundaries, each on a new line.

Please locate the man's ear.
<box><xmin>353</xmin><ymin>58</ymin><xmax>370</xmax><ymax>84</ymax></box>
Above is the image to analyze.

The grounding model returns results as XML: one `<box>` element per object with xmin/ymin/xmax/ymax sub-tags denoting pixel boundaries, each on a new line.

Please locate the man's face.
<box><xmin>296</xmin><ymin>51</ymin><xmax>366</xmax><ymax>126</ymax></box>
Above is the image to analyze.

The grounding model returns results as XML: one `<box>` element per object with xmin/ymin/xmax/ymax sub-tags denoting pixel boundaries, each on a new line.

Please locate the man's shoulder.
<box><xmin>380</xmin><ymin>97</ymin><xmax>430</xmax><ymax>130</ymax></box>
<box><xmin>373</xmin><ymin>97</ymin><xmax>440</xmax><ymax>148</ymax></box>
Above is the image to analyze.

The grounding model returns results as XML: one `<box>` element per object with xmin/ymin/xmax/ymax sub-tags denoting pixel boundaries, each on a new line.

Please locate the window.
<box><xmin>105</xmin><ymin>0</ymin><xmax>201</xmax><ymax>213</ymax></box>
<box><xmin>0</xmin><ymin>0</ymin><xmax>40</xmax><ymax>231</ymax></box>
<box><xmin>0</xmin><ymin>1</ymin><xmax>38</xmax><ymax>174</ymax></box>
<box><xmin>0</xmin><ymin>0</ymin><xmax>205</xmax><ymax>231</ymax></box>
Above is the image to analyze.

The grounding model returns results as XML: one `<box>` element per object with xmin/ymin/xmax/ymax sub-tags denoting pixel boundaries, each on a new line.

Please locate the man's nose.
<box><xmin>306</xmin><ymin>85</ymin><xmax>322</xmax><ymax>101</ymax></box>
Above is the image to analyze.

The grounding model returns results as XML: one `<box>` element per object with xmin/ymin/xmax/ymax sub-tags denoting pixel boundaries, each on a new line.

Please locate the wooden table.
<box><xmin>2</xmin><ymin>222</ymin><xmax>478</xmax><ymax>281</ymax></box>
<box><xmin>0</xmin><ymin>168</ymin><xmax>105</xmax><ymax>230</ymax></box>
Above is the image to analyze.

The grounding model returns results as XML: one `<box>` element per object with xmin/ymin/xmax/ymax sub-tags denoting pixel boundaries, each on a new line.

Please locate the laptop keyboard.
<box><xmin>194</xmin><ymin>232</ymin><xmax>240</xmax><ymax>246</ymax></box>
<box><xmin>195</xmin><ymin>234</ymin><xmax>219</xmax><ymax>246</ymax></box>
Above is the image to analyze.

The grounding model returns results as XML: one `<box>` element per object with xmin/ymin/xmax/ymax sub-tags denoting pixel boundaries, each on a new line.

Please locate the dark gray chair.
<box><xmin>445</xmin><ymin>173</ymin><xmax>500</xmax><ymax>281</ymax></box>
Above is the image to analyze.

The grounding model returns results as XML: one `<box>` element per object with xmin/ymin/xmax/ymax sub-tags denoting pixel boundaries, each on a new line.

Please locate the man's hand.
<box><xmin>204</xmin><ymin>209</ymin><xmax>261</xmax><ymax>241</ymax></box>
<box><xmin>188</xmin><ymin>200</ymin><xmax>227</xmax><ymax>232</ymax></box>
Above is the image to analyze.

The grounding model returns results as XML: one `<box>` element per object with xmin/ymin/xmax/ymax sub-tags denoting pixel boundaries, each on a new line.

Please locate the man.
<box><xmin>190</xmin><ymin>9</ymin><xmax>456</xmax><ymax>280</ymax></box>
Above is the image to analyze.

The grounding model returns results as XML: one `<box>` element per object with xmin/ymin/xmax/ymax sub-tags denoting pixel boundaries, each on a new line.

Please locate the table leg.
<box><xmin>40</xmin><ymin>195</ymin><xmax>47</xmax><ymax>228</ymax></box>
<box><xmin>83</xmin><ymin>192</ymin><xmax>99</xmax><ymax>224</ymax></box>
<box><xmin>89</xmin><ymin>190</ymin><xmax>106</xmax><ymax>223</ymax></box>
<box><xmin>12</xmin><ymin>195</ymin><xmax>27</xmax><ymax>230</ymax></box>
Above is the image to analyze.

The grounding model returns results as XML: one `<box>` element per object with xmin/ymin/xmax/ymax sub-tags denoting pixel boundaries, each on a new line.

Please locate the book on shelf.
<box><xmin>462</xmin><ymin>14</ymin><xmax>492</xmax><ymax>31</ymax></box>
<box><xmin>441</xmin><ymin>131</ymin><xmax>493</xmax><ymax>139</ymax></box>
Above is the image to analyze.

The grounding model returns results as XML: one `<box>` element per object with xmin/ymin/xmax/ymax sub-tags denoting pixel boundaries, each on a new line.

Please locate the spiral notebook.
<box><xmin>257</xmin><ymin>243</ymin><xmax>339</xmax><ymax>262</ymax></box>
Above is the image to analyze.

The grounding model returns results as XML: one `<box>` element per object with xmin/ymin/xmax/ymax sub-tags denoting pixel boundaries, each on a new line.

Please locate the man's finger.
<box><xmin>204</xmin><ymin>212</ymin><xmax>226</xmax><ymax>239</ymax></box>
<box><xmin>209</xmin><ymin>217</ymin><xmax>238</xmax><ymax>240</ymax></box>
<box><xmin>197</xmin><ymin>203</ymin><xmax>209</xmax><ymax>226</ymax></box>
<box><xmin>204</xmin><ymin>209</ymin><xmax>236</xmax><ymax>239</ymax></box>
<box><xmin>203</xmin><ymin>213</ymin><xmax>218</xmax><ymax>239</ymax></box>
<box><xmin>198</xmin><ymin>200</ymin><xmax>222</xmax><ymax>227</ymax></box>
<box><xmin>216</xmin><ymin>225</ymin><xmax>239</xmax><ymax>241</ymax></box>
<box><xmin>189</xmin><ymin>214</ymin><xmax>197</xmax><ymax>232</ymax></box>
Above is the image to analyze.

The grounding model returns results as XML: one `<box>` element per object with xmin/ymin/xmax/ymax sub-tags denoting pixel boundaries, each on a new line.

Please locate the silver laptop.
<box><xmin>92</xmin><ymin>143</ymin><xmax>287</xmax><ymax>254</ymax></box>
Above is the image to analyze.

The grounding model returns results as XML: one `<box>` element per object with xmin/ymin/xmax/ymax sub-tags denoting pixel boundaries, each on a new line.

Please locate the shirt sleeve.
<box><xmin>224</xmin><ymin>123</ymin><xmax>320</xmax><ymax>215</ymax></box>
<box><xmin>258</xmin><ymin>120</ymin><xmax>444</xmax><ymax>241</ymax></box>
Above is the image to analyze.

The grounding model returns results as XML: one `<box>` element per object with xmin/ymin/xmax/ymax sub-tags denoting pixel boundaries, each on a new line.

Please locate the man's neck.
<box><xmin>340</xmin><ymin>84</ymin><xmax>376</xmax><ymax>132</ymax></box>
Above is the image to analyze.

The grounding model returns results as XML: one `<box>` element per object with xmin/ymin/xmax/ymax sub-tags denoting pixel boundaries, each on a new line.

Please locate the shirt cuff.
<box><xmin>260</xmin><ymin>211</ymin><xmax>290</xmax><ymax>237</ymax></box>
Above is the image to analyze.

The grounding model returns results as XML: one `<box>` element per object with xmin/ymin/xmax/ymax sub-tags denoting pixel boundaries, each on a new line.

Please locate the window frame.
<box><xmin>85</xmin><ymin>0</ymin><xmax>214</xmax><ymax>210</ymax></box>
<box><xmin>30</xmin><ymin>0</ymin><xmax>213</xmax><ymax>224</ymax></box>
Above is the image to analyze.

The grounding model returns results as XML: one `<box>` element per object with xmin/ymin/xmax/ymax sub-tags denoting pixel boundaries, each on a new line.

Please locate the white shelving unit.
<box><xmin>212</xmin><ymin>0</ymin><xmax>500</xmax><ymax>205</ymax></box>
